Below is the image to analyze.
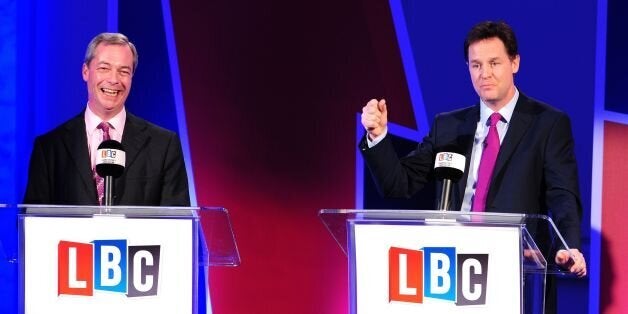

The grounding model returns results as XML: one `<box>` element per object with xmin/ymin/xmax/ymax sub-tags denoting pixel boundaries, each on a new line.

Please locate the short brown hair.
<box><xmin>464</xmin><ymin>21</ymin><xmax>518</xmax><ymax>62</ymax></box>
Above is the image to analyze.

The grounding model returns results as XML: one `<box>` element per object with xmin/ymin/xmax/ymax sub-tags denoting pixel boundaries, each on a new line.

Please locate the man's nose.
<box><xmin>106</xmin><ymin>71</ymin><xmax>120</xmax><ymax>84</ymax></box>
<box><xmin>480</xmin><ymin>65</ymin><xmax>492</xmax><ymax>78</ymax></box>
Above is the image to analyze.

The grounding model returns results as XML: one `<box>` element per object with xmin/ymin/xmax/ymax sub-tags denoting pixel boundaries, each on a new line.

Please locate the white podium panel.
<box><xmin>23</xmin><ymin>216</ymin><xmax>193</xmax><ymax>314</ymax></box>
<box><xmin>351</xmin><ymin>223</ymin><xmax>521</xmax><ymax>314</ymax></box>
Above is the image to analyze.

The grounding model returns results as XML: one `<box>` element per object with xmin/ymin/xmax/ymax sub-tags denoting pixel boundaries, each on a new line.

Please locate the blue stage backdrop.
<box><xmin>0</xmin><ymin>0</ymin><xmax>16</xmax><ymax>311</ymax></box>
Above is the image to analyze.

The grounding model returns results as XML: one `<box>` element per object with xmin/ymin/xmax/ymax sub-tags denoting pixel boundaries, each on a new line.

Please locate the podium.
<box><xmin>5</xmin><ymin>205</ymin><xmax>239</xmax><ymax>314</ymax></box>
<box><xmin>320</xmin><ymin>209</ymin><xmax>576</xmax><ymax>314</ymax></box>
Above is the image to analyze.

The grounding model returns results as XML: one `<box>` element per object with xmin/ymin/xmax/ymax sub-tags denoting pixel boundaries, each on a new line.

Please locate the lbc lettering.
<box><xmin>389</xmin><ymin>246</ymin><xmax>488</xmax><ymax>306</ymax></box>
<box><xmin>439</xmin><ymin>153</ymin><xmax>453</xmax><ymax>161</ymax></box>
<box><xmin>58</xmin><ymin>240</ymin><xmax>161</xmax><ymax>297</ymax></box>
<box><xmin>101</xmin><ymin>149</ymin><xmax>117</xmax><ymax>158</ymax></box>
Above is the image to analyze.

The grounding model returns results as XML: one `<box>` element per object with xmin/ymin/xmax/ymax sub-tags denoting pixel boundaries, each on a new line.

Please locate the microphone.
<box><xmin>434</xmin><ymin>152</ymin><xmax>466</xmax><ymax>211</ymax></box>
<box><xmin>95</xmin><ymin>140</ymin><xmax>126</xmax><ymax>206</ymax></box>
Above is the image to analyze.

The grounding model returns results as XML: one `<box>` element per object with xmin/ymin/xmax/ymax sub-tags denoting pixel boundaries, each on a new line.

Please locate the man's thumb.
<box><xmin>378</xmin><ymin>99</ymin><xmax>387</xmax><ymax>114</ymax></box>
<box><xmin>555</xmin><ymin>250</ymin><xmax>570</xmax><ymax>264</ymax></box>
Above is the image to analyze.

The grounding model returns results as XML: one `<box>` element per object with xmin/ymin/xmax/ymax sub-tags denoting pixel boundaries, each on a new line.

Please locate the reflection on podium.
<box><xmin>320</xmin><ymin>209</ymin><xmax>577</xmax><ymax>314</ymax></box>
<box><xmin>5</xmin><ymin>205</ymin><xmax>239</xmax><ymax>314</ymax></box>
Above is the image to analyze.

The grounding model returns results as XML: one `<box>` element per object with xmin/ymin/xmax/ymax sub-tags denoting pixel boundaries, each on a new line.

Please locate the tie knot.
<box><xmin>97</xmin><ymin>122</ymin><xmax>111</xmax><ymax>141</ymax></box>
<box><xmin>488</xmin><ymin>112</ymin><xmax>502</xmax><ymax>127</ymax></box>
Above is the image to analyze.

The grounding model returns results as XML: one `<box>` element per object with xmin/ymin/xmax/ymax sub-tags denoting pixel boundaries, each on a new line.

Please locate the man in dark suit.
<box><xmin>24</xmin><ymin>32</ymin><xmax>190</xmax><ymax>206</ymax></box>
<box><xmin>360</xmin><ymin>21</ymin><xmax>585</xmax><ymax>311</ymax></box>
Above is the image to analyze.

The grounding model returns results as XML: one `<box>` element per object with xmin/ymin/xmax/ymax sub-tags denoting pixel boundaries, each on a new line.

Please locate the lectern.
<box><xmin>9</xmin><ymin>205</ymin><xmax>239</xmax><ymax>314</ymax></box>
<box><xmin>320</xmin><ymin>209</ymin><xmax>576</xmax><ymax>314</ymax></box>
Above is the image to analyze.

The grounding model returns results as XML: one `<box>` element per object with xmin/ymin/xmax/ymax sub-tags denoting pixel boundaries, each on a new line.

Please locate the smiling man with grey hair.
<box><xmin>24</xmin><ymin>32</ymin><xmax>190</xmax><ymax>207</ymax></box>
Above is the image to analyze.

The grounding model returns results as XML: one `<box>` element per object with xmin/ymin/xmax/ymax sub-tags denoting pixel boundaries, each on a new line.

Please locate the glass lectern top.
<box><xmin>2</xmin><ymin>205</ymin><xmax>240</xmax><ymax>267</ymax></box>
<box><xmin>319</xmin><ymin>209</ymin><xmax>576</xmax><ymax>276</ymax></box>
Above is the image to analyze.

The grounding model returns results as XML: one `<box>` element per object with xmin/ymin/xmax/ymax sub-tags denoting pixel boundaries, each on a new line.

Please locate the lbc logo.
<box><xmin>389</xmin><ymin>246</ymin><xmax>488</xmax><ymax>306</ymax></box>
<box><xmin>438</xmin><ymin>153</ymin><xmax>453</xmax><ymax>161</ymax></box>
<box><xmin>58</xmin><ymin>240</ymin><xmax>160</xmax><ymax>297</ymax></box>
<box><xmin>101</xmin><ymin>149</ymin><xmax>117</xmax><ymax>158</ymax></box>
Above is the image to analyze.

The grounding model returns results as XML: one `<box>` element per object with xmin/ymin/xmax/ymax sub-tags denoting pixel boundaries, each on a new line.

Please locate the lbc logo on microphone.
<box><xmin>389</xmin><ymin>246</ymin><xmax>488</xmax><ymax>306</ymax></box>
<box><xmin>438</xmin><ymin>152</ymin><xmax>453</xmax><ymax>161</ymax></box>
<box><xmin>101</xmin><ymin>149</ymin><xmax>117</xmax><ymax>158</ymax></box>
<box><xmin>58</xmin><ymin>240</ymin><xmax>160</xmax><ymax>297</ymax></box>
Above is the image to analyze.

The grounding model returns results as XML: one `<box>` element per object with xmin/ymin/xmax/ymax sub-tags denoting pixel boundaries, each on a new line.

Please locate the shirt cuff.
<box><xmin>366</xmin><ymin>128</ymin><xmax>388</xmax><ymax>148</ymax></box>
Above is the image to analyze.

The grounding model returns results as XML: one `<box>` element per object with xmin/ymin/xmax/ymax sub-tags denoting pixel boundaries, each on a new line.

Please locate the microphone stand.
<box><xmin>438</xmin><ymin>178</ymin><xmax>453</xmax><ymax>211</ymax></box>
<box><xmin>104</xmin><ymin>176</ymin><xmax>113</xmax><ymax>211</ymax></box>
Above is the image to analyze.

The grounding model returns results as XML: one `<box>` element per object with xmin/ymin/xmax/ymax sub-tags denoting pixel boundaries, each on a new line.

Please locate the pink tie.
<box><xmin>94</xmin><ymin>122</ymin><xmax>111</xmax><ymax>205</ymax></box>
<box><xmin>472</xmin><ymin>113</ymin><xmax>502</xmax><ymax>212</ymax></box>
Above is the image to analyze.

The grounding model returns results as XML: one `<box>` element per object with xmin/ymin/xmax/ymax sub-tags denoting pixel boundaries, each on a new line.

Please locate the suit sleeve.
<box><xmin>160</xmin><ymin>134</ymin><xmax>191</xmax><ymax>206</ymax></box>
<box><xmin>23</xmin><ymin>137</ymin><xmax>51</xmax><ymax>204</ymax></box>
<box><xmin>360</xmin><ymin>120</ymin><xmax>436</xmax><ymax>199</ymax></box>
<box><xmin>543</xmin><ymin>114</ymin><xmax>583</xmax><ymax>249</ymax></box>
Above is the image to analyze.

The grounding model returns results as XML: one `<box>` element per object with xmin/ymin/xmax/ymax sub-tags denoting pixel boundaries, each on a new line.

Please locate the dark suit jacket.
<box><xmin>24</xmin><ymin>112</ymin><xmax>190</xmax><ymax>206</ymax></box>
<box><xmin>360</xmin><ymin>93</ymin><xmax>582</xmax><ymax>249</ymax></box>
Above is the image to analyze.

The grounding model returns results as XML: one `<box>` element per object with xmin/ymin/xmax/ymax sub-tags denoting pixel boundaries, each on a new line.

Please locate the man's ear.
<box><xmin>82</xmin><ymin>63</ymin><xmax>89</xmax><ymax>82</ymax></box>
<box><xmin>511</xmin><ymin>54</ymin><xmax>520</xmax><ymax>74</ymax></box>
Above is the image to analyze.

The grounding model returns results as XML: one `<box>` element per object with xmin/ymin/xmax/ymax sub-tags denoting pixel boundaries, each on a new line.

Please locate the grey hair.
<box><xmin>84</xmin><ymin>32</ymin><xmax>138</xmax><ymax>72</ymax></box>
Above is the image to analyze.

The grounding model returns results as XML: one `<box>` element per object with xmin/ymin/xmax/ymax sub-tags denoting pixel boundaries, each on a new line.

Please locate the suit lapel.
<box><xmin>121</xmin><ymin>113</ymin><xmax>149</xmax><ymax>170</ymax></box>
<box><xmin>116</xmin><ymin>113</ymin><xmax>150</xmax><ymax>202</ymax></box>
<box><xmin>488</xmin><ymin>95</ymin><xmax>533</xmax><ymax>203</ymax></box>
<box><xmin>455</xmin><ymin>106</ymin><xmax>480</xmax><ymax>207</ymax></box>
<box><xmin>62</xmin><ymin>114</ymin><xmax>98</xmax><ymax>199</ymax></box>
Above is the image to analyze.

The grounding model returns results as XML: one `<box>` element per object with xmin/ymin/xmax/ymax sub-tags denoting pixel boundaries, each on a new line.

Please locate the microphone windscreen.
<box><xmin>96</xmin><ymin>140</ymin><xmax>126</xmax><ymax>178</ymax></box>
<box><xmin>434</xmin><ymin>152</ymin><xmax>465</xmax><ymax>181</ymax></box>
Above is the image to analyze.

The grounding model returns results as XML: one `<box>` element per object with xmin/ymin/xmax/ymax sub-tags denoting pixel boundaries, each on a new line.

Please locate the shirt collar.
<box><xmin>479</xmin><ymin>88</ymin><xmax>519</xmax><ymax>125</ymax></box>
<box><xmin>84</xmin><ymin>105</ymin><xmax>127</xmax><ymax>135</ymax></box>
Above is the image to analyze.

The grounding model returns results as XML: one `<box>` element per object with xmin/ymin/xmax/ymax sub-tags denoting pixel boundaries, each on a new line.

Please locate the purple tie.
<box><xmin>472</xmin><ymin>113</ymin><xmax>502</xmax><ymax>212</ymax></box>
<box><xmin>94</xmin><ymin>122</ymin><xmax>111</xmax><ymax>205</ymax></box>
